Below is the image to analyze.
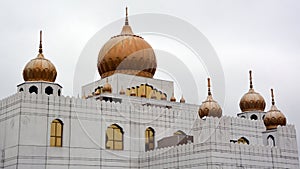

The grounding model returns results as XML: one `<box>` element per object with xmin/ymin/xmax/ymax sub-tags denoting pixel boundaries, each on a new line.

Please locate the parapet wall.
<box><xmin>139</xmin><ymin>140</ymin><xmax>299</xmax><ymax>169</ymax></box>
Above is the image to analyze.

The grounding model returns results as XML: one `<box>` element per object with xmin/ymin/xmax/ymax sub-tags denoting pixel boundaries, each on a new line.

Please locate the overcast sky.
<box><xmin>1</xmin><ymin>0</ymin><xmax>300</xmax><ymax>154</ymax></box>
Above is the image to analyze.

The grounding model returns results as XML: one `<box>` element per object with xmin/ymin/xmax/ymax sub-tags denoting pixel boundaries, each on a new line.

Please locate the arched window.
<box><xmin>58</xmin><ymin>89</ymin><xmax>61</xmax><ymax>96</ymax></box>
<box><xmin>145</xmin><ymin>127</ymin><xmax>155</xmax><ymax>151</ymax></box>
<box><xmin>173</xmin><ymin>130</ymin><xmax>186</xmax><ymax>135</ymax></box>
<box><xmin>267</xmin><ymin>135</ymin><xmax>275</xmax><ymax>146</ymax></box>
<box><xmin>50</xmin><ymin>119</ymin><xmax>63</xmax><ymax>147</ymax></box>
<box><xmin>237</xmin><ymin>137</ymin><xmax>249</xmax><ymax>145</ymax></box>
<box><xmin>106</xmin><ymin>124</ymin><xmax>123</xmax><ymax>150</ymax></box>
<box><xmin>19</xmin><ymin>88</ymin><xmax>24</xmax><ymax>92</ymax></box>
<box><xmin>240</xmin><ymin>115</ymin><xmax>246</xmax><ymax>119</ymax></box>
<box><xmin>45</xmin><ymin>86</ymin><xmax>53</xmax><ymax>95</ymax></box>
<box><xmin>29</xmin><ymin>86</ymin><xmax>38</xmax><ymax>94</ymax></box>
<box><xmin>250</xmin><ymin>114</ymin><xmax>258</xmax><ymax>120</ymax></box>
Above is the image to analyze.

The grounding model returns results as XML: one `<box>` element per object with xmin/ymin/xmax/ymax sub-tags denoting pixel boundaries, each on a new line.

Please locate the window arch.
<box><xmin>106</xmin><ymin>124</ymin><xmax>123</xmax><ymax>150</ymax></box>
<box><xmin>174</xmin><ymin>130</ymin><xmax>186</xmax><ymax>136</ymax></box>
<box><xmin>50</xmin><ymin>119</ymin><xmax>63</xmax><ymax>147</ymax></box>
<box><xmin>237</xmin><ymin>137</ymin><xmax>249</xmax><ymax>145</ymax></box>
<box><xmin>250</xmin><ymin>114</ymin><xmax>258</xmax><ymax>120</ymax></box>
<box><xmin>29</xmin><ymin>86</ymin><xmax>38</xmax><ymax>94</ymax></box>
<box><xmin>145</xmin><ymin>127</ymin><xmax>155</xmax><ymax>151</ymax></box>
<box><xmin>45</xmin><ymin>86</ymin><xmax>53</xmax><ymax>95</ymax></box>
<box><xmin>267</xmin><ymin>135</ymin><xmax>275</xmax><ymax>146</ymax></box>
<box><xmin>58</xmin><ymin>89</ymin><xmax>61</xmax><ymax>96</ymax></box>
<box><xmin>19</xmin><ymin>88</ymin><xmax>24</xmax><ymax>92</ymax></box>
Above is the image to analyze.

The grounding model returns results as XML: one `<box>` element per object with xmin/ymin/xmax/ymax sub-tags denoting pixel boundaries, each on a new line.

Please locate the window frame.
<box><xmin>50</xmin><ymin>119</ymin><xmax>63</xmax><ymax>147</ymax></box>
<box><xmin>145</xmin><ymin>127</ymin><xmax>155</xmax><ymax>151</ymax></box>
<box><xmin>105</xmin><ymin>124</ymin><xmax>124</xmax><ymax>150</ymax></box>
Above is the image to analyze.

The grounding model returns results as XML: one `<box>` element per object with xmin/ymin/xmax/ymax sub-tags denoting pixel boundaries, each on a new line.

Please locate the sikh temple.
<box><xmin>0</xmin><ymin>8</ymin><xmax>299</xmax><ymax>169</ymax></box>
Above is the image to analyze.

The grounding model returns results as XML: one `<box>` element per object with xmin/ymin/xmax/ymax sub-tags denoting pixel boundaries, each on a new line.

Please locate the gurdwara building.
<box><xmin>0</xmin><ymin>8</ymin><xmax>299</xmax><ymax>169</ymax></box>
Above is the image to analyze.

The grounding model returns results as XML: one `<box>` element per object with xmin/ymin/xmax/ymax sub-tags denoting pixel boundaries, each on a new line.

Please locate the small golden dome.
<box><xmin>102</xmin><ymin>79</ymin><xmax>112</xmax><ymax>93</ymax></box>
<box><xmin>119</xmin><ymin>87</ymin><xmax>125</xmax><ymax>95</ymax></box>
<box><xmin>130</xmin><ymin>88</ymin><xmax>136</xmax><ymax>96</ymax></box>
<box><xmin>180</xmin><ymin>95</ymin><xmax>185</xmax><ymax>103</ymax></box>
<box><xmin>97</xmin><ymin>7</ymin><xmax>157</xmax><ymax>79</ymax></box>
<box><xmin>170</xmin><ymin>93</ymin><xmax>176</xmax><ymax>102</ymax></box>
<box><xmin>264</xmin><ymin>89</ymin><xmax>286</xmax><ymax>130</ymax></box>
<box><xmin>199</xmin><ymin>78</ymin><xmax>222</xmax><ymax>118</ymax></box>
<box><xmin>151</xmin><ymin>91</ymin><xmax>157</xmax><ymax>99</ymax></box>
<box><xmin>94</xmin><ymin>88</ymin><xmax>101</xmax><ymax>95</ymax></box>
<box><xmin>23</xmin><ymin>31</ymin><xmax>57</xmax><ymax>82</ymax></box>
<box><xmin>239</xmin><ymin>71</ymin><xmax>266</xmax><ymax>112</ymax></box>
<box><xmin>161</xmin><ymin>93</ymin><xmax>167</xmax><ymax>100</ymax></box>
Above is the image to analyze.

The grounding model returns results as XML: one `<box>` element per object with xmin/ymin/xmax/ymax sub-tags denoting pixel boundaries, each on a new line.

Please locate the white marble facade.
<box><xmin>0</xmin><ymin>75</ymin><xmax>299</xmax><ymax>169</ymax></box>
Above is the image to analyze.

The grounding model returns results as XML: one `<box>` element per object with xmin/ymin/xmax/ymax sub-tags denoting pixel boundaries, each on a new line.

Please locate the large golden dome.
<box><xmin>23</xmin><ymin>31</ymin><xmax>57</xmax><ymax>82</ymax></box>
<box><xmin>199</xmin><ymin>78</ymin><xmax>222</xmax><ymax>118</ymax></box>
<box><xmin>97</xmin><ymin>8</ymin><xmax>157</xmax><ymax>78</ymax></box>
<box><xmin>239</xmin><ymin>71</ymin><xmax>266</xmax><ymax>112</ymax></box>
<box><xmin>264</xmin><ymin>89</ymin><xmax>286</xmax><ymax>130</ymax></box>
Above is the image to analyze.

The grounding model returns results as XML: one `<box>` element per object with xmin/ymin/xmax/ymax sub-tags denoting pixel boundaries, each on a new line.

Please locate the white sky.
<box><xmin>0</xmin><ymin>0</ymin><xmax>300</xmax><ymax>155</ymax></box>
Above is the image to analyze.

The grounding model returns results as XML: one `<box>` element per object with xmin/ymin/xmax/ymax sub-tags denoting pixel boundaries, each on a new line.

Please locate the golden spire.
<box><xmin>39</xmin><ymin>30</ymin><xmax>43</xmax><ymax>54</ymax></box>
<box><xmin>180</xmin><ymin>95</ymin><xmax>185</xmax><ymax>103</ymax></box>
<box><xmin>271</xmin><ymin>88</ymin><xmax>275</xmax><ymax>105</ymax></box>
<box><xmin>170</xmin><ymin>93</ymin><xmax>176</xmax><ymax>102</ymax></box>
<box><xmin>125</xmin><ymin>7</ymin><xmax>129</xmax><ymax>25</ymax></box>
<box><xmin>37</xmin><ymin>30</ymin><xmax>44</xmax><ymax>58</ymax></box>
<box><xmin>119</xmin><ymin>86</ymin><xmax>125</xmax><ymax>95</ymax></box>
<box><xmin>249</xmin><ymin>70</ymin><xmax>253</xmax><ymax>89</ymax></box>
<box><xmin>207</xmin><ymin>78</ymin><xmax>212</xmax><ymax>96</ymax></box>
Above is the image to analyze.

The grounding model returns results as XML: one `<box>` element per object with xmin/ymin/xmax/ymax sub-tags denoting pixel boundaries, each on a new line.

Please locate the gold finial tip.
<box><xmin>40</xmin><ymin>30</ymin><xmax>42</xmax><ymax>40</ymax></box>
<box><xmin>38</xmin><ymin>30</ymin><xmax>43</xmax><ymax>54</ymax></box>
<box><xmin>271</xmin><ymin>88</ymin><xmax>274</xmax><ymax>95</ymax></box>
<box><xmin>125</xmin><ymin>6</ymin><xmax>129</xmax><ymax>25</ymax></box>
<box><xmin>249</xmin><ymin>70</ymin><xmax>253</xmax><ymax>89</ymax></box>
<box><xmin>207</xmin><ymin>78</ymin><xmax>211</xmax><ymax>87</ymax></box>
<box><xmin>207</xmin><ymin>77</ymin><xmax>212</xmax><ymax>96</ymax></box>
<box><xmin>271</xmin><ymin>88</ymin><xmax>275</xmax><ymax>105</ymax></box>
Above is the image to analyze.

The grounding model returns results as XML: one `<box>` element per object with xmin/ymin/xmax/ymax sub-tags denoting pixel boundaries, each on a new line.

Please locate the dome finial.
<box><xmin>207</xmin><ymin>78</ymin><xmax>212</xmax><ymax>96</ymax></box>
<box><xmin>37</xmin><ymin>30</ymin><xmax>44</xmax><ymax>58</ymax></box>
<box><xmin>271</xmin><ymin>88</ymin><xmax>275</xmax><ymax>105</ymax></box>
<box><xmin>249</xmin><ymin>70</ymin><xmax>253</xmax><ymax>89</ymax></box>
<box><xmin>125</xmin><ymin>7</ymin><xmax>129</xmax><ymax>25</ymax></box>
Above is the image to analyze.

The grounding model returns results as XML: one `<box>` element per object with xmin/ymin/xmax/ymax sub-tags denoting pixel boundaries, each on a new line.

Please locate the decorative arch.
<box><xmin>50</xmin><ymin>119</ymin><xmax>63</xmax><ymax>147</ymax></box>
<box><xmin>267</xmin><ymin>135</ymin><xmax>275</xmax><ymax>146</ymax></box>
<box><xmin>106</xmin><ymin>124</ymin><xmax>124</xmax><ymax>150</ymax></box>
<box><xmin>29</xmin><ymin>86</ymin><xmax>38</xmax><ymax>94</ymax></box>
<box><xmin>237</xmin><ymin>137</ymin><xmax>249</xmax><ymax>145</ymax></box>
<box><xmin>45</xmin><ymin>86</ymin><xmax>54</xmax><ymax>95</ymax></box>
<box><xmin>145</xmin><ymin>127</ymin><xmax>155</xmax><ymax>151</ymax></box>
<box><xmin>58</xmin><ymin>89</ymin><xmax>61</xmax><ymax>96</ymax></box>
<box><xmin>173</xmin><ymin>130</ymin><xmax>186</xmax><ymax>135</ymax></box>
<box><xmin>250</xmin><ymin>114</ymin><xmax>258</xmax><ymax>120</ymax></box>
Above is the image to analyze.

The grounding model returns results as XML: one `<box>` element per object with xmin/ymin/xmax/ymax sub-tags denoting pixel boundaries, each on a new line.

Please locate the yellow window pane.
<box><xmin>50</xmin><ymin>123</ymin><xmax>56</xmax><ymax>136</ymax></box>
<box><xmin>50</xmin><ymin>137</ymin><xmax>56</xmax><ymax>147</ymax></box>
<box><xmin>114</xmin><ymin>142</ymin><xmax>123</xmax><ymax>150</ymax></box>
<box><xmin>150</xmin><ymin>131</ymin><xmax>154</xmax><ymax>137</ymax></box>
<box><xmin>106</xmin><ymin>128</ymin><xmax>113</xmax><ymax>140</ymax></box>
<box><xmin>56</xmin><ymin>124</ymin><xmax>62</xmax><ymax>136</ymax></box>
<box><xmin>114</xmin><ymin>131</ymin><xmax>122</xmax><ymax>140</ymax></box>
<box><xmin>56</xmin><ymin>138</ymin><xmax>62</xmax><ymax>147</ymax></box>
<box><xmin>106</xmin><ymin>140</ymin><xmax>113</xmax><ymax>149</ymax></box>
